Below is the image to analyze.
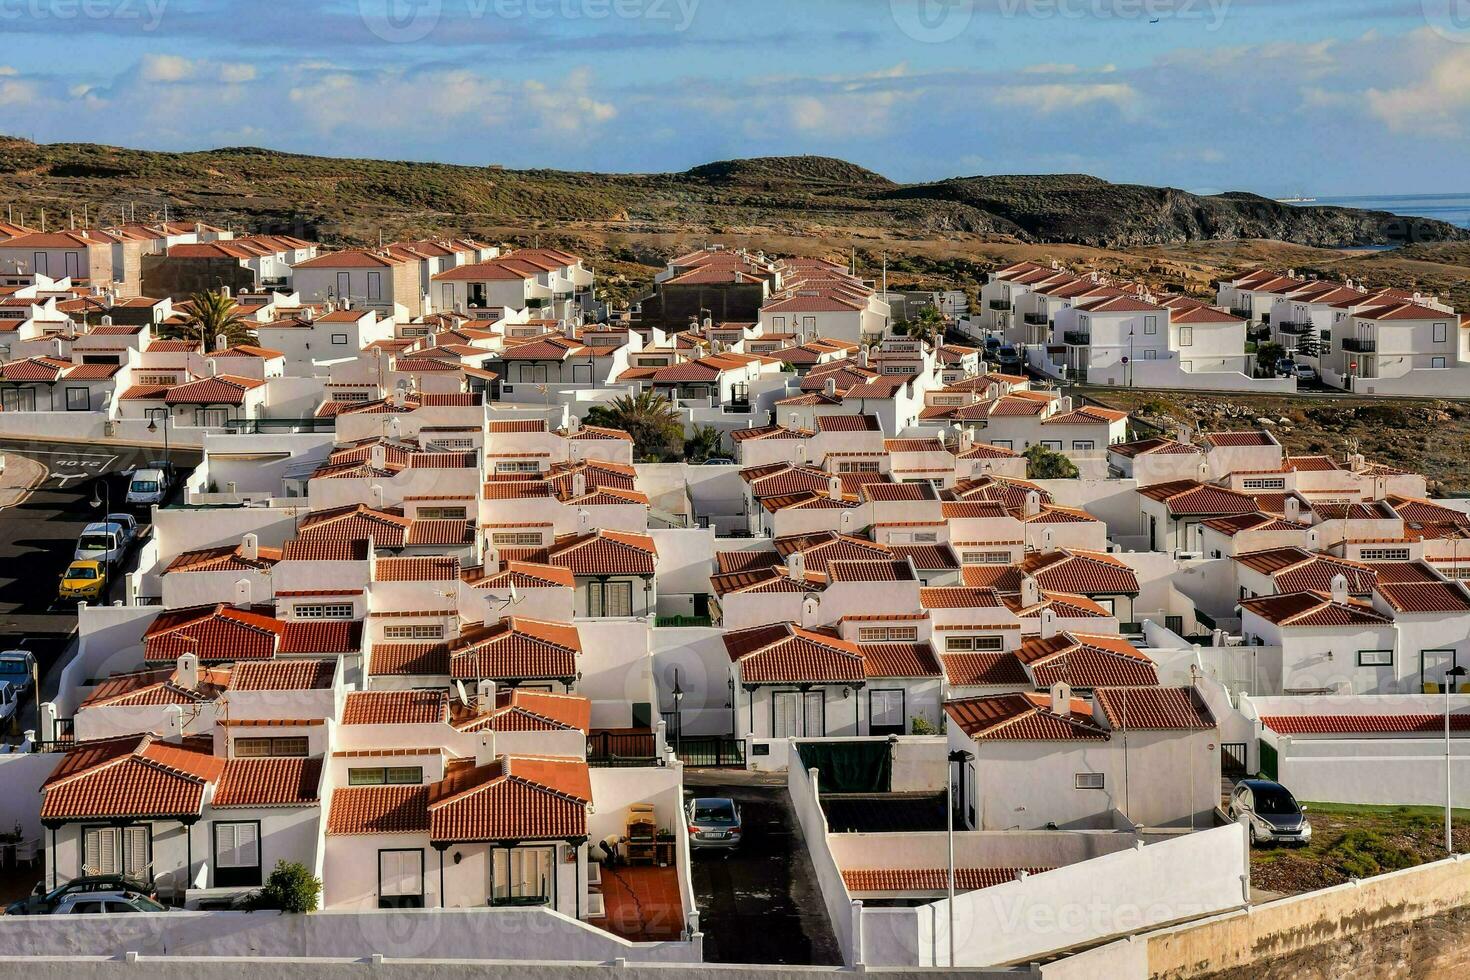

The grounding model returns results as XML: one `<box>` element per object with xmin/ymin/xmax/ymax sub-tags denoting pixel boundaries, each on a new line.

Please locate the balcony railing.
<box><xmin>1229</xmin><ymin>307</ymin><xmax>1253</xmax><ymax>320</ymax></box>
<box><xmin>988</xmin><ymin>300</ymin><xmax>1011</xmax><ymax>311</ymax></box>
<box><xmin>1023</xmin><ymin>313</ymin><xmax>1050</xmax><ymax>326</ymax></box>
<box><xmin>1342</xmin><ymin>337</ymin><xmax>1376</xmax><ymax>353</ymax></box>
<box><xmin>1064</xmin><ymin>331</ymin><xmax>1091</xmax><ymax>345</ymax></box>
<box><xmin>1277</xmin><ymin>321</ymin><xmax>1311</xmax><ymax>335</ymax></box>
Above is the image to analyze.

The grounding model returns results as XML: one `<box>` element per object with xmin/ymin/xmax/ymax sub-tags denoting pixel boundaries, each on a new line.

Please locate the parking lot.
<box><xmin>0</xmin><ymin>440</ymin><xmax>196</xmax><ymax>736</ymax></box>
<box><xmin>683</xmin><ymin>770</ymin><xmax>842</xmax><ymax>966</ymax></box>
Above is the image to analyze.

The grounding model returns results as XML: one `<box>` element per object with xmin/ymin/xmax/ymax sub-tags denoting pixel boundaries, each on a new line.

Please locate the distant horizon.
<box><xmin>0</xmin><ymin>1</ymin><xmax>1466</xmax><ymax>200</ymax></box>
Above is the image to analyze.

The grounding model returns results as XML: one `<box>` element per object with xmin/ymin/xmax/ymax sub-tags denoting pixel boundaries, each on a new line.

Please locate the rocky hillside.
<box><xmin>0</xmin><ymin>138</ymin><xmax>1462</xmax><ymax>251</ymax></box>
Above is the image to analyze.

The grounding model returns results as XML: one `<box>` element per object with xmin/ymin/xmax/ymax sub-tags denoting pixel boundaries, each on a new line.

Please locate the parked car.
<box><xmin>74</xmin><ymin>521</ymin><xmax>131</xmax><ymax>567</ymax></box>
<box><xmin>51</xmin><ymin>891</ymin><xmax>168</xmax><ymax>915</ymax></box>
<box><xmin>1274</xmin><ymin>357</ymin><xmax>1297</xmax><ymax>377</ymax></box>
<box><xmin>0</xmin><ymin>681</ymin><xmax>17</xmax><ymax>726</ymax></box>
<box><xmin>1292</xmin><ymin>363</ymin><xmax>1319</xmax><ymax>382</ymax></box>
<box><xmin>1229</xmin><ymin>778</ymin><xmax>1312</xmax><ymax>846</ymax></box>
<box><xmin>104</xmin><ymin>512</ymin><xmax>139</xmax><ymax>538</ymax></box>
<box><xmin>0</xmin><ymin>650</ymin><xmax>34</xmax><ymax>696</ymax></box>
<box><xmin>6</xmin><ymin>874</ymin><xmax>157</xmax><ymax>916</ymax></box>
<box><xmin>58</xmin><ymin>560</ymin><xmax>107</xmax><ymax>603</ymax></box>
<box><xmin>685</xmin><ymin>796</ymin><xmax>743</xmax><ymax>851</ymax></box>
<box><xmin>124</xmin><ymin>467</ymin><xmax>171</xmax><ymax>507</ymax></box>
<box><xmin>700</xmin><ymin>458</ymin><xmax>735</xmax><ymax>465</ymax></box>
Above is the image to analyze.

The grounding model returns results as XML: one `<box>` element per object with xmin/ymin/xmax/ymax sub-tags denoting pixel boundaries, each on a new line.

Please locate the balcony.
<box><xmin>1276</xmin><ymin>320</ymin><xmax>1311</xmax><ymax>335</ymax></box>
<box><xmin>1229</xmin><ymin>307</ymin><xmax>1253</xmax><ymax>320</ymax></box>
<box><xmin>1342</xmin><ymin>337</ymin><xmax>1377</xmax><ymax>353</ymax></box>
<box><xmin>1024</xmin><ymin>313</ymin><xmax>1050</xmax><ymax>326</ymax></box>
<box><xmin>988</xmin><ymin>299</ymin><xmax>1011</xmax><ymax>311</ymax></box>
<box><xmin>1064</xmin><ymin>331</ymin><xmax>1092</xmax><ymax>346</ymax></box>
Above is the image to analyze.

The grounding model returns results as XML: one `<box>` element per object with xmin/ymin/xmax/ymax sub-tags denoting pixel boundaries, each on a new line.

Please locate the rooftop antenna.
<box><xmin>82</xmin><ymin>204</ymin><xmax>88</xmax><ymax>227</ymax></box>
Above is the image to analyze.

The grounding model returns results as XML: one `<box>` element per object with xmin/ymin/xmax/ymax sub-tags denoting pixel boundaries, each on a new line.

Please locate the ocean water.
<box><xmin>1300</xmin><ymin>193</ymin><xmax>1470</xmax><ymax>230</ymax></box>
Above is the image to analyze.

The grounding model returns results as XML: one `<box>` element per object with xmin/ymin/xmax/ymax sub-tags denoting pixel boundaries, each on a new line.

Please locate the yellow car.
<box><xmin>59</xmin><ymin>560</ymin><xmax>106</xmax><ymax>602</ymax></box>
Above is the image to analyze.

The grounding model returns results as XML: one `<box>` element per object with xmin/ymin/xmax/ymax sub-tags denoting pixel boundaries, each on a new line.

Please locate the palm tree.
<box><xmin>162</xmin><ymin>290</ymin><xmax>255</xmax><ymax>353</ymax></box>
<box><xmin>583</xmin><ymin>390</ymin><xmax>685</xmax><ymax>461</ymax></box>
<box><xmin>907</xmin><ymin>305</ymin><xmax>944</xmax><ymax>347</ymax></box>
<box><xmin>684</xmin><ymin>425</ymin><xmax>725</xmax><ymax>464</ymax></box>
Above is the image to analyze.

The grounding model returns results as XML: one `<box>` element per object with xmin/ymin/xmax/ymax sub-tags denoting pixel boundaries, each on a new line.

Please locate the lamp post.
<box><xmin>147</xmin><ymin>413</ymin><xmax>171</xmax><ymax>465</ymax></box>
<box><xmin>945</xmin><ymin>748</ymin><xmax>972</xmax><ymax>967</ymax></box>
<box><xmin>671</xmin><ymin>668</ymin><xmax>684</xmax><ymax>761</ymax></box>
<box><xmin>89</xmin><ymin>478</ymin><xmax>110</xmax><ymax>603</ymax></box>
<box><xmin>1447</xmin><ymin>665</ymin><xmax>1467</xmax><ymax>854</ymax></box>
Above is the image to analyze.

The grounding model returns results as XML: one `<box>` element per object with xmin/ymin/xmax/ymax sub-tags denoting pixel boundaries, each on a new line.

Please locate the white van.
<box><xmin>125</xmin><ymin>468</ymin><xmax>168</xmax><ymax>506</ymax></box>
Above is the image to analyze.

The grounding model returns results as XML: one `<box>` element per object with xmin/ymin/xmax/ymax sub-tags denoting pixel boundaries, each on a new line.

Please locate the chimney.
<box><xmin>475</xmin><ymin>730</ymin><xmax>497</xmax><ymax>767</ymax></box>
<box><xmin>787</xmin><ymin>549</ymin><xmax>806</xmax><ymax>580</ymax></box>
<box><xmin>1330</xmin><ymin>573</ymin><xmax>1349</xmax><ymax>604</ymax></box>
<box><xmin>577</xmin><ymin>508</ymin><xmax>592</xmax><ymax>533</ymax></box>
<box><xmin>163</xmin><ymin>704</ymin><xmax>184</xmax><ymax>740</ymax></box>
<box><xmin>824</xmin><ymin>377</ymin><xmax>837</xmax><ymax>397</ymax></box>
<box><xmin>1020</xmin><ymin>574</ymin><xmax>1040</xmax><ymax>609</ymax></box>
<box><xmin>828</xmin><ymin>476</ymin><xmax>843</xmax><ymax>501</ymax></box>
<box><xmin>240</xmin><ymin>533</ymin><xmax>259</xmax><ymax>562</ymax></box>
<box><xmin>1040</xmin><ymin>607</ymin><xmax>1058</xmax><ymax>640</ymax></box>
<box><xmin>858</xmin><ymin>348</ymin><xmax>869</xmax><ymax>368</ymax></box>
<box><xmin>476</xmin><ymin>679</ymin><xmax>497</xmax><ymax>715</ymax></box>
<box><xmin>1176</xmin><ymin>424</ymin><xmax>1191</xmax><ymax>445</ymax></box>
<box><xmin>175</xmin><ymin>652</ymin><xmax>200</xmax><ymax>691</ymax></box>
<box><xmin>1059</xmin><ymin>395</ymin><xmax>1073</xmax><ymax>413</ymax></box>
<box><xmin>1284</xmin><ymin>495</ymin><xmax>1301</xmax><ymax>523</ymax></box>
<box><xmin>572</xmin><ymin>472</ymin><xmax>587</xmax><ymax>498</ymax></box>
<box><xmin>800</xmin><ymin>595</ymin><xmax>820</xmax><ymax>629</ymax></box>
<box><xmin>234</xmin><ymin>578</ymin><xmax>252</xmax><ymax>609</ymax></box>
<box><xmin>1024</xmin><ymin>490</ymin><xmax>1041</xmax><ymax>519</ymax></box>
<box><xmin>1049</xmin><ymin>681</ymin><xmax>1072</xmax><ymax>716</ymax></box>
<box><xmin>703</xmin><ymin>316</ymin><xmax>713</xmax><ymax>330</ymax></box>
<box><xmin>370</xmin><ymin>443</ymin><xmax>387</xmax><ymax>471</ymax></box>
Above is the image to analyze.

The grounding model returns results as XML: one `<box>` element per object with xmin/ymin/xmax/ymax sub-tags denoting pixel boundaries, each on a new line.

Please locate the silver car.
<box><xmin>52</xmin><ymin>890</ymin><xmax>168</xmax><ymax>914</ymax></box>
<box><xmin>686</xmin><ymin>797</ymin><xmax>743</xmax><ymax>851</ymax></box>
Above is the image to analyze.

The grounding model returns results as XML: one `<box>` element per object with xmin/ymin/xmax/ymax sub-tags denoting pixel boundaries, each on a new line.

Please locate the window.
<box><xmin>331</xmin><ymin>333</ymin><xmax>349</xmax><ymax>345</ymax></box>
<box><xmin>945</xmin><ymin>635</ymin><xmax>1004</xmax><ymax>652</ymax></box>
<box><xmin>366</xmin><ymin>272</ymin><xmax>382</xmax><ymax>301</ymax></box>
<box><xmin>857</xmin><ymin>625</ymin><xmax>919</xmax><ymax>642</ymax></box>
<box><xmin>1360</xmin><ymin>547</ymin><xmax>1411</xmax><ymax>561</ymax></box>
<box><xmin>1143</xmin><ymin>316</ymin><xmax>1158</xmax><ymax>335</ymax></box>
<box><xmin>1041</xmin><ymin>440</ymin><xmax>1062</xmax><ymax>451</ymax></box>
<box><xmin>383</xmin><ymin>624</ymin><xmax>445</xmax><ymax>640</ymax></box>
<box><xmin>350</xmin><ymin>766</ymin><xmax>424</xmax><ymax>786</ymax></box>
<box><xmin>65</xmin><ymin>387</ymin><xmax>90</xmax><ymax>411</ymax></box>
<box><xmin>1433</xmin><ymin>357</ymin><xmax>1447</xmax><ymax>369</ymax></box>
<box><xmin>1357</xmin><ymin>650</ymin><xmax>1394</xmax><ymax>667</ymax></box>
<box><xmin>1242</xmin><ymin>478</ymin><xmax>1286</xmax><ymax>491</ymax></box>
<box><xmin>82</xmin><ymin>825</ymin><xmax>149</xmax><ymax>879</ymax></box>
<box><xmin>838</xmin><ymin>460</ymin><xmax>881</xmax><ymax>473</ymax></box>
<box><xmin>495</xmin><ymin>460</ymin><xmax>542</xmax><ymax>474</ymax></box>
<box><xmin>1178</xmin><ymin>327</ymin><xmax>1193</xmax><ymax>347</ymax></box>
<box><xmin>213</xmin><ymin>821</ymin><xmax>262</xmax><ymax>888</ymax></box>
<box><xmin>334</xmin><ymin>390</ymin><xmax>372</xmax><ymax>403</ymax></box>
<box><xmin>1143</xmin><ymin>349</ymin><xmax>1158</xmax><ymax>359</ymax></box>
<box><xmin>588</xmin><ymin>580</ymin><xmax>633</xmax><ymax>617</ymax></box>
<box><xmin>491</xmin><ymin>531</ymin><xmax>543</xmax><ymax>546</ymax></box>
<box><xmin>910</xmin><ymin>531</ymin><xmax>938</xmax><ymax>543</ymax></box>
<box><xmin>1071</xmin><ymin>440</ymin><xmax>1094</xmax><ymax>451</ymax></box>
<box><xmin>415</xmin><ymin>506</ymin><xmax>467</xmax><ymax>521</ymax></box>
<box><xmin>492</xmin><ymin>846</ymin><xmax>553</xmax><ymax>906</ymax></box>
<box><xmin>294</xmin><ymin>603</ymin><xmax>353</xmax><ymax>620</ymax></box>
<box><xmin>991</xmin><ymin>440</ymin><xmax>1012</xmax><ymax>449</ymax></box>
<box><xmin>869</xmin><ymin>689</ymin><xmax>906</xmax><ymax>737</ymax></box>
<box><xmin>402</xmin><ymin>326</ymin><xmax>429</xmax><ymax>337</ymax></box>
<box><xmin>1075</xmin><ymin>772</ymin><xmax>1106</xmax><ymax>790</ymax></box>
<box><xmin>961</xmin><ymin>551</ymin><xmax>1011</xmax><ymax>564</ymax></box>
<box><xmin>234</xmin><ymin>736</ymin><xmax>310</xmax><ymax>757</ymax></box>
<box><xmin>1434</xmin><ymin>322</ymin><xmax>1448</xmax><ymax>343</ymax></box>
<box><xmin>379</xmin><ymin>849</ymin><xmax>425</xmax><ymax>909</ymax></box>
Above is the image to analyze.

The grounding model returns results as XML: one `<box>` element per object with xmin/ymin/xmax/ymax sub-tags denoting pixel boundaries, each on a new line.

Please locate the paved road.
<box><xmin>0</xmin><ymin>441</ymin><xmax>197</xmax><ymax>737</ymax></box>
<box><xmin>684</xmin><ymin>770</ymin><xmax>843</xmax><ymax>966</ymax></box>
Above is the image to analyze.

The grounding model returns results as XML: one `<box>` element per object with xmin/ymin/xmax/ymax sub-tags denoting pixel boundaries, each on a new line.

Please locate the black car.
<box><xmin>5</xmin><ymin>874</ymin><xmax>157</xmax><ymax>916</ymax></box>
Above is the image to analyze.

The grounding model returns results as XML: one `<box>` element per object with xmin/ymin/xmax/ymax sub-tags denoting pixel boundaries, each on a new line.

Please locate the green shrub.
<box><xmin>246</xmin><ymin>861</ymin><xmax>322</xmax><ymax>913</ymax></box>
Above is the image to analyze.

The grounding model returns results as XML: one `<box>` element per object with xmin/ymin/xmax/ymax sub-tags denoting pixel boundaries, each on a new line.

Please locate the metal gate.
<box><xmin>1222</xmin><ymin>741</ymin><xmax>1249</xmax><ymax>777</ymax></box>
<box><xmin>676</xmin><ymin>737</ymin><xmax>746</xmax><ymax>768</ymax></box>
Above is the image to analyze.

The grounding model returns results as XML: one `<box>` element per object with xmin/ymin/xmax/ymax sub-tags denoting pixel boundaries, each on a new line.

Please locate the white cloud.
<box><xmin>991</xmin><ymin>82</ymin><xmax>1138</xmax><ymax>114</ymax></box>
<box><xmin>1365</xmin><ymin>43</ymin><xmax>1470</xmax><ymax>137</ymax></box>
<box><xmin>141</xmin><ymin>54</ymin><xmax>194</xmax><ymax>83</ymax></box>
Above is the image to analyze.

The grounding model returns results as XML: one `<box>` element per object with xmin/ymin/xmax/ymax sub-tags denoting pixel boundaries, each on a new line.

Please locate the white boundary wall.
<box><xmin>787</xmin><ymin>763</ymin><xmax>857</xmax><ymax>966</ymax></box>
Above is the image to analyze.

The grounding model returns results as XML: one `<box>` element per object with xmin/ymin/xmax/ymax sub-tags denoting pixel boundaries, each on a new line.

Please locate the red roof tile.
<box><xmin>1093</xmin><ymin>686</ymin><xmax>1214</xmax><ymax>729</ymax></box>
<box><xmin>213</xmin><ymin>758</ymin><xmax>323</xmax><ymax>808</ymax></box>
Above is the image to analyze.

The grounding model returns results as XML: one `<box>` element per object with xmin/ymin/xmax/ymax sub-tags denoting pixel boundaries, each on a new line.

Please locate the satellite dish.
<box><xmin>454</xmin><ymin>679</ymin><xmax>470</xmax><ymax>706</ymax></box>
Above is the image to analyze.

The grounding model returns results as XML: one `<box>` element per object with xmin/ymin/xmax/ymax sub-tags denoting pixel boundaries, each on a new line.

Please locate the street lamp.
<box><xmin>945</xmin><ymin>748</ymin><xmax>973</xmax><ymax>967</ymax></box>
<box><xmin>89</xmin><ymin>479</ymin><xmax>111</xmax><ymax>603</ymax></box>
<box><xmin>671</xmin><ymin>668</ymin><xmax>684</xmax><ymax>760</ymax></box>
<box><xmin>1447</xmin><ymin>664</ymin><xmax>1467</xmax><ymax>854</ymax></box>
<box><xmin>147</xmin><ymin>413</ymin><xmax>171</xmax><ymax>465</ymax></box>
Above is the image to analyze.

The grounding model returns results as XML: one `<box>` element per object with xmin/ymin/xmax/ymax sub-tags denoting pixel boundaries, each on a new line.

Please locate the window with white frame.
<box><xmin>491</xmin><ymin>531</ymin><xmax>543</xmax><ymax>546</ymax></box>
<box><xmin>415</xmin><ymin>506</ymin><xmax>467</xmax><ymax>520</ymax></box>
<box><xmin>857</xmin><ymin>625</ymin><xmax>919</xmax><ymax>642</ymax></box>
<box><xmin>945</xmin><ymin>635</ymin><xmax>1004</xmax><ymax>652</ymax></box>
<box><xmin>1075</xmin><ymin>772</ymin><xmax>1105</xmax><ymax>790</ymax></box>
<box><xmin>1243</xmin><ymin>478</ymin><xmax>1286</xmax><ymax>491</ymax></box>
<box><xmin>136</xmin><ymin>373</ymin><xmax>181</xmax><ymax>386</ymax></box>
<box><xmin>1434</xmin><ymin>322</ymin><xmax>1448</xmax><ymax>343</ymax></box>
<box><xmin>1178</xmin><ymin>327</ymin><xmax>1193</xmax><ymax>346</ymax></box>
<box><xmin>1144</xmin><ymin>316</ymin><xmax>1158</xmax><ymax>335</ymax></box>
<box><xmin>294</xmin><ymin>602</ymin><xmax>353</xmax><ymax>620</ymax></box>
<box><xmin>350</xmin><ymin>766</ymin><xmax>424</xmax><ymax>785</ymax></box>
<box><xmin>961</xmin><ymin>550</ymin><xmax>1011</xmax><ymax>564</ymax></box>
<box><xmin>1360</xmin><ymin>547</ymin><xmax>1411</xmax><ymax>561</ymax></box>
<box><xmin>1433</xmin><ymin>357</ymin><xmax>1447</xmax><ymax>369</ymax></box>
<box><xmin>1072</xmin><ymin>440</ymin><xmax>1094</xmax><ymax>451</ymax></box>
<box><xmin>234</xmin><ymin>736</ymin><xmax>309</xmax><ymax>757</ymax></box>
<box><xmin>495</xmin><ymin>460</ymin><xmax>542</xmax><ymax>474</ymax></box>
<box><xmin>383</xmin><ymin>624</ymin><xmax>445</xmax><ymax>640</ymax></box>
<box><xmin>213</xmin><ymin>821</ymin><xmax>262</xmax><ymax>887</ymax></box>
<box><xmin>331</xmin><ymin>333</ymin><xmax>349</xmax><ymax>345</ymax></box>
<box><xmin>838</xmin><ymin>460</ymin><xmax>881</xmax><ymax>473</ymax></box>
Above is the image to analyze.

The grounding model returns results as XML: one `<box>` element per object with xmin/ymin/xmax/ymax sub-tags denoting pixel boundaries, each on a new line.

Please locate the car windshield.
<box><xmin>67</xmin><ymin>567</ymin><xmax>99</xmax><ymax>580</ymax></box>
<box><xmin>78</xmin><ymin>535</ymin><xmax>115</xmax><ymax>552</ymax></box>
<box><xmin>693</xmin><ymin>802</ymin><xmax>737</xmax><ymax>825</ymax></box>
<box><xmin>1253</xmin><ymin>786</ymin><xmax>1298</xmax><ymax>815</ymax></box>
<box><xmin>130</xmin><ymin>481</ymin><xmax>160</xmax><ymax>493</ymax></box>
<box><xmin>124</xmin><ymin>893</ymin><xmax>165</xmax><ymax>911</ymax></box>
<box><xmin>0</xmin><ymin>661</ymin><xmax>25</xmax><ymax>675</ymax></box>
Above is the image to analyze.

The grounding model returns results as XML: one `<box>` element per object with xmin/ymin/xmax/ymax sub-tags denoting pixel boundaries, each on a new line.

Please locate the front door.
<box><xmin>492</xmin><ymin>846</ymin><xmax>553</xmax><ymax>906</ymax></box>
<box><xmin>1422</xmin><ymin>649</ymin><xmax>1458</xmax><ymax>692</ymax></box>
<box><xmin>772</xmin><ymin>692</ymin><xmax>800</xmax><ymax>738</ymax></box>
<box><xmin>869</xmin><ymin>689</ymin><xmax>905</xmax><ymax>737</ymax></box>
<box><xmin>803</xmin><ymin>690</ymin><xmax>825</xmax><ymax>736</ymax></box>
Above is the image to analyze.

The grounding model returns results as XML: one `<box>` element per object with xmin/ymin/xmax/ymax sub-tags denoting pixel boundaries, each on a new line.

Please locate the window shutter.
<box><xmin>124</xmin><ymin>826</ymin><xmax>148</xmax><ymax>877</ymax></box>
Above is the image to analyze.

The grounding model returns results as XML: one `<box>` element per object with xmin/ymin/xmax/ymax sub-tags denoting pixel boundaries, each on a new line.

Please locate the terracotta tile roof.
<box><xmin>1108</xmin><ymin>437</ymin><xmax>1202</xmax><ymax>459</ymax></box>
<box><xmin>537</xmin><ymin>530</ymin><xmax>656</xmax><ymax>576</ymax></box>
<box><xmin>716</xmin><ymin>550</ymin><xmax>783</xmax><ymax>574</ymax></box>
<box><xmin>1202</xmin><ymin>513</ymin><xmax>1307</xmax><ymax>536</ymax></box>
<box><xmin>946</xmin><ymin>693</ymin><xmax>1107</xmax><ymax>741</ymax></box>
<box><xmin>327</xmin><ymin>785</ymin><xmax>430</xmax><ymax>834</ymax></box>
<box><xmin>470</xmin><ymin>560</ymin><xmax>576</xmax><ymax>590</ymax></box>
<box><xmin>1239</xmin><ymin>590</ymin><xmax>1394</xmax><ymax>627</ymax></box>
<box><xmin>725</xmin><ymin>623</ymin><xmax>866</xmax><ymax>684</ymax></box>
<box><xmin>774</xmin><ymin>532</ymin><xmax>890</xmax><ymax>577</ymax></box>
<box><xmin>858</xmin><ymin>642</ymin><xmax>942</xmax><ymax>678</ymax></box>
<box><xmin>448</xmin><ymin>617</ymin><xmax>581</xmax><ymax>682</ymax></box>
<box><xmin>741</xmin><ymin>463</ymin><xmax>836</xmax><ymax>498</ymax></box>
<box><xmin>296</xmin><ymin>504</ymin><xmax>410</xmax><ymax>548</ymax></box>
<box><xmin>228</xmin><ymin>659</ymin><xmax>335</xmax><ymax>691</ymax></box>
<box><xmin>406</xmin><ymin>519</ymin><xmax>475</xmax><ymax>547</ymax></box>
<box><xmin>81</xmin><ymin>667</ymin><xmax>230</xmax><ymax>708</ymax></box>
<box><xmin>920</xmin><ymin>586</ymin><xmax>1004</xmax><ymax>609</ymax></box>
<box><xmin>165</xmin><ymin>544</ymin><xmax>282</xmax><ymax>573</ymax></box>
<box><xmin>427</xmin><ymin>756</ymin><xmax>590</xmax><ymax>844</ymax></box>
<box><xmin>163</xmin><ymin>375</ymin><xmax>265</xmax><ymax>405</ymax></box>
<box><xmin>889</xmin><ymin>545</ymin><xmax>959</xmax><ymax>570</ymax></box>
<box><xmin>281</xmin><ymin>538</ymin><xmax>371</xmax><ymax>561</ymax></box>
<box><xmin>942</xmin><ymin>652</ymin><xmax>1030</xmax><ymax>687</ymax></box>
<box><xmin>343</xmin><ymin>690</ymin><xmax>450</xmax><ymax>726</ymax></box>
<box><xmin>143</xmin><ymin>603</ymin><xmax>283</xmax><ymax>663</ymax></box>
<box><xmin>1014</xmin><ymin>632</ymin><xmax>1158</xmax><ymax>689</ymax></box>
<box><xmin>1137</xmin><ymin>480</ymin><xmax>1258</xmax><ymax>516</ymax></box>
<box><xmin>1093</xmin><ymin>687</ymin><xmax>1214</xmax><ymax>730</ymax></box>
<box><xmin>827</xmin><ymin>559</ymin><xmax>915</xmax><ymax>583</ymax></box>
<box><xmin>280</xmin><ymin>620</ymin><xmax>362</xmax><ymax>654</ymax></box>
<box><xmin>962</xmin><ymin>550</ymin><xmax>1140</xmax><ymax>596</ymax></box>
<box><xmin>1200</xmin><ymin>431</ymin><xmax>1276</xmax><ymax>448</ymax></box>
<box><xmin>41</xmin><ymin>735</ymin><xmax>222</xmax><ymax>821</ymax></box>
<box><xmin>212</xmin><ymin>758</ymin><xmax>323</xmax><ymax>808</ymax></box>
<box><xmin>1375</xmin><ymin>580</ymin><xmax>1470</xmax><ymax>613</ymax></box>
<box><xmin>375</xmin><ymin>555</ymin><xmax>461</xmax><ymax>582</ymax></box>
<box><xmin>370</xmin><ymin>642</ymin><xmax>451</xmax><ymax>677</ymax></box>
<box><xmin>814</xmin><ymin>414</ymin><xmax>881</xmax><ymax>432</ymax></box>
<box><xmin>1262</xmin><ymin>714</ymin><xmax>1470</xmax><ymax>736</ymax></box>
<box><xmin>454</xmin><ymin>689</ymin><xmax>591</xmax><ymax>734</ymax></box>
<box><xmin>710</xmin><ymin>567</ymin><xmax>820</xmax><ymax>596</ymax></box>
<box><xmin>843</xmin><ymin>867</ymin><xmax>1049</xmax><ymax>893</ymax></box>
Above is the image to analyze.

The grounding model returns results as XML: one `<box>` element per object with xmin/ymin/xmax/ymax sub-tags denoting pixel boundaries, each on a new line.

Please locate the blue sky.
<box><xmin>1</xmin><ymin>0</ymin><xmax>1468</xmax><ymax>195</ymax></box>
